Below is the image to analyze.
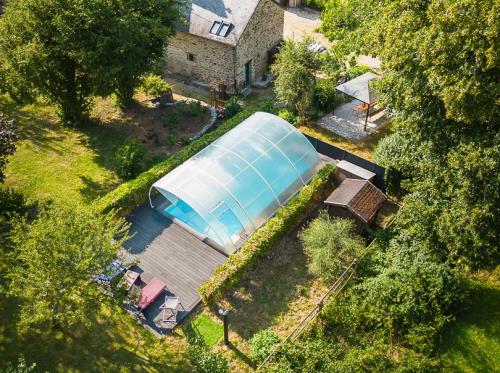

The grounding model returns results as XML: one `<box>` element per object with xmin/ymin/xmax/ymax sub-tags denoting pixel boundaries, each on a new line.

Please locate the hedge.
<box><xmin>93</xmin><ymin>111</ymin><xmax>252</xmax><ymax>216</ymax></box>
<box><xmin>198</xmin><ymin>163</ymin><xmax>336</xmax><ymax>304</ymax></box>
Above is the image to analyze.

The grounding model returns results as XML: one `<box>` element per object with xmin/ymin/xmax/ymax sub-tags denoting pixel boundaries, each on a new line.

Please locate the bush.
<box><xmin>93</xmin><ymin>111</ymin><xmax>252</xmax><ymax>216</ymax></box>
<box><xmin>250</xmin><ymin>330</ymin><xmax>281</xmax><ymax>364</ymax></box>
<box><xmin>199</xmin><ymin>164</ymin><xmax>336</xmax><ymax>304</ymax></box>
<box><xmin>188</xmin><ymin>339</ymin><xmax>228</xmax><ymax>373</ymax></box>
<box><xmin>258</xmin><ymin>100</ymin><xmax>277</xmax><ymax>114</ymax></box>
<box><xmin>113</xmin><ymin>139</ymin><xmax>146</xmax><ymax>180</ymax></box>
<box><xmin>313</xmin><ymin>78</ymin><xmax>337</xmax><ymax>112</ymax></box>
<box><xmin>224</xmin><ymin>96</ymin><xmax>241</xmax><ymax>119</ymax></box>
<box><xmin>0</xmin><ymin>185</ymin><xmax>28</xmax><ymax>222</ymax></box>
<box><xmin>345</xmin><ymin>65</ymin><xmax>372</xmax><ymax>80</ymax></box>
<box><xmin>140</xmin><ymin>74</ymin><xmax>173</xmax><ymax>96</ymax></box>
<box><xmin>299</xmin><ymin>212</ymin><xmax>364</xmax><ymax>283</ymax></box>
<box><xmin>165</xmin><ymin>133</ymin><xmax>176</xmax><ymax>146</ymax></box>
<box><xmin>164</xmin><ymin>111</ymin><xmax>179</xmax><ymax>129</ymax></box>
<box><xmin>278</xmin><ymin>109</ymin><xmax>298</xmax><ymax>126</ymax></box>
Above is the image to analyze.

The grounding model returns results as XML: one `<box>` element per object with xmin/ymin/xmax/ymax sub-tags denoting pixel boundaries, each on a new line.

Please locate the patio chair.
<box><xmin>160</xmin><ymin>295</ymin><xmax>185</xmax><ymax>322</ymax></box>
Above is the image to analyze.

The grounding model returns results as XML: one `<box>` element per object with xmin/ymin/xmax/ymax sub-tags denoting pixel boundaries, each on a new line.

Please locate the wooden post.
<box><xmin>364</xmin><ymin>104</ymin><xmax>370</xmax><ymax>132</ymax></box>
<box><xmin>219</xmin><ymin>308</ymin><xmax>229</xmax><ymax>345</ymax></box>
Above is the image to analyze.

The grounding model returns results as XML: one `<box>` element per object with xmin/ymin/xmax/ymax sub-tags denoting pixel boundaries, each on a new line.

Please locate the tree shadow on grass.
<box><xmin>78</xmin><ymin>174</ymin><xmax>122</xmax><ymax>203</ymax></box>
<box><xmin>0</xmin><ymin>97</ymin><xmax>68</xmax><ymax>155</ymax></box>
<box><xmin>220</xmin><ymin>232</ymin><xmax>312</xmax><ymax>340</ymax></box>
<box><xmin>0</xmin><ymin>296</ymin><xmax>187</xmax><ymax>372</ymax></box>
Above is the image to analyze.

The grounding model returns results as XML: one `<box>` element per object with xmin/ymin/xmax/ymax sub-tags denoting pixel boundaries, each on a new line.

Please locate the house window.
<box><xmin>209</xmin><ymin>21</ymin><xmax>233</xmax><ymax>37</ymax></box>
<box><xmin>187</xmin><ymin>53</ymin><xmax>194</xmax><ymax>62</ymax></box>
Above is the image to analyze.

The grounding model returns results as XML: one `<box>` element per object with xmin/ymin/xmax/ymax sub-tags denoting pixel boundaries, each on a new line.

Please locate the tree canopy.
<box><xmin>7</xmin><ymin>204</ymin><xmax>129</xmax><ymax>331</ymax></box>
<box><xmin>299</xmin><ymin>212</ymin><xmax>364</xmax><ymax>282</ymax></box>
<box><xmin>322</xmin><ymin>0</ymin><xmax>500</xmax><ymax>268</ymax></box>
<box><xmin>0</xmin><ymin>0</ymin><xmax>179</xmax><ymax>123</ymax></box>
<box><xmin>272</xmin><ymin>38</ymin><xmax>320</xmax><ymax>123</ymax></box>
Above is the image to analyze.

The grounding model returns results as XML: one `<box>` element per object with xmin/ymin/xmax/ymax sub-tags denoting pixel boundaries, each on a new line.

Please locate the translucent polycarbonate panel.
<box><xmin>151</xmin><ymin>112</ymin><xmax>321</xmax><ymax>254</ymax></box>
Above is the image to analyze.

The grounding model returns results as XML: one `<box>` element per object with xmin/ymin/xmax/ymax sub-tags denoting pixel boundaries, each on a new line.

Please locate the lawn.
<box><xmin>184</xmin><ymin>313</ymin><xmax>223</xmax><ymax>347</ymax></box>
<box><xmin>1</xmin><ymin>91</ymin><xmax>211</xmax><ymax>205</ymax></box>
<box><xmin>0</xmin><ymin>296</ymin><xmax>191</xmax><ymax>372</ymax></box>
<box><xmin>209</xmin><ymin>232</ymin><xmax>328</xmax><ymax>372</ymax></box>
<box><xmin>1</xmin><ymin>96</ymin><xmax>122</xmax><ymax>204</ymax></box>
<box><xmin>438</xmin><ymin>268</ymin><xmax>500</xmax><ymax>372</ymax></box>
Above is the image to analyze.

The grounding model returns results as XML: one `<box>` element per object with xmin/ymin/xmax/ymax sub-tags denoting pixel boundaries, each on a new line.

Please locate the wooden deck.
<box><xmin>123</xmin><ymin>201</ymin><xmax>227</xmax><ymax>335</ymax></box>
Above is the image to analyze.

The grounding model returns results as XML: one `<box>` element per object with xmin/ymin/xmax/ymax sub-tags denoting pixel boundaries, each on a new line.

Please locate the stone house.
<box><xmin>165</xmin><ymin>0</ymin><xmax>284</xmax><ymax>93</ymax></box>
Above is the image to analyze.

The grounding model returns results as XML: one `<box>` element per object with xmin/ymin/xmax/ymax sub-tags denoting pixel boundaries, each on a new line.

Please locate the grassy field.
<box><xmin>1</xmin><ymin>91</ymin><xmax>211</xmax><ymax>205</ymax></box>
<box><xmin>206</xmin><ymin>232</ymin><xmax>328</xmax><ymax>372</ymax></box>
<box><xmin>438</xmin><ymin>268</ymin><xmax>500</xmax><ymax>372</ymax></box>
<box><xmin>1</xmin><ymin>96</ymin><xmax>123</xmax><ymax>204</ymax></box>
<box><xmin>0</xmin><ymin>295</ymin><xmax>191</xmax><ymax>372</ymax></box>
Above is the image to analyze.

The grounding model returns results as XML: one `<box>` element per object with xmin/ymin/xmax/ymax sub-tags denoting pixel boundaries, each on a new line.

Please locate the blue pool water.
<box><xmin>164</xmin><ymin>199</ymin><xmax>244</xmax><ymax>241</ymax></box>
<box><xmin>165</xmin><ymin>199</ymin><xmax>208</xmax><ymax>235</ymax></box>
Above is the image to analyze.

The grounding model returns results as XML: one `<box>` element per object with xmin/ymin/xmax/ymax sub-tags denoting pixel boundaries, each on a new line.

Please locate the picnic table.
<box><xmin>138</xmin><ymin>277</ymin><xmax>166</xmax><ymax>310</ymax></box>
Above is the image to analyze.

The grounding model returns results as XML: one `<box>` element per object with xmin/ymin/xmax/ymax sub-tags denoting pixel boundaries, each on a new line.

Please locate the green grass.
<box><xmin>0</xmin><ymin>296</ymin><xmax>191</xmax><ymax>372</ymax></box>
<box><xmin>1</xmin><ymin>96</ymin><xmax>123</xmax><ymax>205</ymax></box>
<box><xmin>438</xmin><ymin>269</ymin><xmax>500</xmax><ymax>372</ymax></box>
<box><xmin>185</xmin><ymin>314</ymin><xmax>223</xmax><ymax>347</ymax></box>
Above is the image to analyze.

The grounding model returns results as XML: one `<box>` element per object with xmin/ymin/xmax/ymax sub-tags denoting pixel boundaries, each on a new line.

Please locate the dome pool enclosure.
<box><xmin>150</xmin><ymin>112</ymin><xmax>322</xmax><ymax>254</ymax></box>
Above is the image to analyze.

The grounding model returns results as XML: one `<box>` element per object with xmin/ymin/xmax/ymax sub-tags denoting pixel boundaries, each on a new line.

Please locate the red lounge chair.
<box><xmin>138</xmin><ymin>277</ymin><xmax>166</xmax><ymax>310</ymax></box>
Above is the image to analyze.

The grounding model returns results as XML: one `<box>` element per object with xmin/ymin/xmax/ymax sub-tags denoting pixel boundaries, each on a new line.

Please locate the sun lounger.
<box><xmin>138</xmin><ymin>277</ymin><xmax>166</xmax><ymax>310</ymax></box>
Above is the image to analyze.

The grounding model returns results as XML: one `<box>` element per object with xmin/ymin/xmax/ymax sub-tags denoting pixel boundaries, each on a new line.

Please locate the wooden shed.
<box><xmin>324</xmin><ymin>178</ymin><xmax>386</xmax><ymax>233</ymax></box>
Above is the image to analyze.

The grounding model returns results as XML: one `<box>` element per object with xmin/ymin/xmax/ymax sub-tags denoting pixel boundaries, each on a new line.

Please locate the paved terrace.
<box><xmin>123</xmin><ymin>200</ymin><xmax>227</xmax><ymax>336</ymax></box>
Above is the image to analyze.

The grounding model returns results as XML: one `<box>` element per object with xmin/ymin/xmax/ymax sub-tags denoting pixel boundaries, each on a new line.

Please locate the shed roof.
<box><xmin>336</xmin><ymin>72</ymin><xmax>380</xmax><ymax>104</ymax></box>
<box><xmin>336</xmin><ymin>160</ymin><xmax>376</xmax><ymax>181</ymax></box>
<box><xmin>325</xmin><ymin>178</ymin><xmax>386</xmax><ymax>223</ymax></box>
<box><xmin>179</xmin><ymin>0</ymin><xmax>262</xmax><ymax>46</ymax></box>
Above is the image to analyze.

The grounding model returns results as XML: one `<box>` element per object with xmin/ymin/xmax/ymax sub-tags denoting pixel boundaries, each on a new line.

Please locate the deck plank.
<box><xmin>123</xmin><ymin>202</ymin><xmax>227</xmax><ymax>335</ymax></box>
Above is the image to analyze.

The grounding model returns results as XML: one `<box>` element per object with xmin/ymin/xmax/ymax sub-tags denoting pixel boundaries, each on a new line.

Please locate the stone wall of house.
<box><xmin>235</xmin><ymin>0</ymin><xmax>284</xmax><ymax>89</ymax></box>
<box><xmin>164</xmin><ymin>0</ymin><xmax>284</xmax><ymax>93</ymax></box>
<box><xmin>165</xmin><ymin>31</ymin><xmax>235</xmax><ymax>89</ymax></box>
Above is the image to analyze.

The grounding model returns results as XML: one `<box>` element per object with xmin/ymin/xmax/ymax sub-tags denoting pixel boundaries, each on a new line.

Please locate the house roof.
<box><xmin>179</xmin><ymin>0</ymin><xmax>262</xmax><ymax>46</ymax></box>
<box><xmin>325</xmin><ymin>178</ymin><xmax>386</xmax><ymax>223</ymax></box>
<box><xmin>336</xmin><ymin>72</ymin><xmax>380</xmax><ymax>104</ymax></box>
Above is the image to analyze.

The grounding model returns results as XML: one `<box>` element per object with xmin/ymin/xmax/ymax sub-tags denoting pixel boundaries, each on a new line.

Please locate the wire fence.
<box><xmin>256</xmin><ymin>208</ymin><xmax>401</xmax><ymax>371</ymax></box>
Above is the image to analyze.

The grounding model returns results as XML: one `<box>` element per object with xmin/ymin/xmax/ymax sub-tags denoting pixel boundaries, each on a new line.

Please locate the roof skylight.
<box><xmin>209</xmin><ymin>21</ymin><xmax>232</xmax><ymax>37</ymax></box>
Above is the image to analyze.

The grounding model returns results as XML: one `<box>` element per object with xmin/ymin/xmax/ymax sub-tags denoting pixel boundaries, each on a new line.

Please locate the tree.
<box><xmin>0</xmin><ymin>113</ymin><xmax>18</xmax><ymax>182</ymax></box>
<box><xmin>0</xmin><ymin>0</ymin><xmax>178</xmax><ymax>124</ymax></box>
<box><xmin>299</xmin><ymin>212</ymin><xmax>364</xmax><ymax>283</ymax></box>
<box><xmin>272</xmin><ymin>38</ymin><xmax>320</xmax><ymax>124</ymax></box>
<box><xmin>322</xmin><ymin>0</ymin><xmax>500</xmax><ymax>268</ymax></box>
<box><xmin>7</xmin><ymin>204</ymin><xmax>129</xmax><ymax>331</ymax></box>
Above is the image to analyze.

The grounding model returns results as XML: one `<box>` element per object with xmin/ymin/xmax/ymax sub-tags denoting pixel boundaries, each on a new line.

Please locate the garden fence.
<box><xmin>256</xmin><ymin>211</ymin><xmax>400</xmax><ymax>371</ymax></box>
<box><xmin>304</xmin><ymin>134</ymin><xmax>387</xmax><ymax>192</ymax></box>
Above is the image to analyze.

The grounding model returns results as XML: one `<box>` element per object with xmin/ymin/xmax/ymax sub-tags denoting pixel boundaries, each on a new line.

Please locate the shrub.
<box><xmin>299</xmin><ymin>212</ymin><xmax>364</xmax><ymax>283</ymax></box>
<box><xmin>113</xmin><ymin>139</ymin><xmax>146</xmax><ymax>180</ymax></box>
<box><xmin>188</xmin><ymin>339</ymin><xmax>228</xmax><ymax>373</ymax></box>
<box><xmin>250</xmin><ymin>330</ymin><xmax>281</xmax><ymax>364</ymax></box>
<box><xmin>165</xmin><ymin>133</ymin><xmax>176</xmax><ymax>146</ymax></box>
<box><xmin>199</xmin><ymin>164</ymin><xmax>336</xmax><ymax>304</ymax></box>
<box><xmin>224</xmin><ymin>96</ymin><xmax>241</xmax><ymax>119</ymax></box>
<box><xmin>313</xmin><ymin>78</ymin><xmax>337</xmax><ymax>112</ymax></box>
<box><xmin>258</xmin><ymin>100</ymin><xmax>277</xmax><ymax>114</ymax></box>
<box><xmin>278</xmin><ymin>109</ymin><xmax>298</xmax><ymax>126</ymax></box>
<box><xmin>0</xmin><ymin>185</ymin><xmax>28</xmax><ymax>222</ymax></box>
<box><xmin>164</xmin><ymin>110</ymin><xmax>180</xmax><ymax>129</ymax></box>
<box><xmin>189</xmin><ymin>100</ymin><xmax>204</xmax><ymax>117</ymax></box>
<box><xmin>140</xmin><ymin>74</ymin><xmax>173</xmax><ymax>96</ymax></box>
<box><xmin>93</xmin><ymin>111</ymin><xmax>252</xmax><ymax>216</ymax></box>
<box><xmin>345</xmin><ymin>65</ymin><xmax>372</xmax><ymax>80</ymax></box>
